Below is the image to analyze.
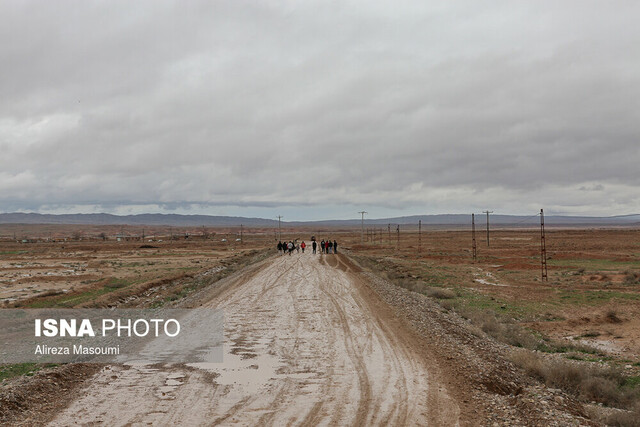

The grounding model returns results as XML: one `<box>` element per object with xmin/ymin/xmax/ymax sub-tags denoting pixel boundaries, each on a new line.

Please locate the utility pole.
<box><xmin>396</xmin><ymin>224</ymin><xmax>400</xmax><ymax>249</ymax></box>
<box><xmin>483</xmin><ymin>210</ymin><xmax>493</xmax><ymax>247</ymax></box>
<box><xmin>277</xmin><ymin>215</ymin><xmax>283</xmax><ymax>242</ymax></box>
<box><xmin>418</xmin><ymin>220</ymin><xmax>422</xmax><ymax>253</ymax></box>
<box><xmin>240</xmin><ymin>224</ymin><xmax>243</xmax><ymax>245</ymax></box>
<box><xmin>472</xmin><ymin>213</ymin><xmax>477</xmax><ymax>261</ymax></box>
<box><xmin>388</xmin><ymin>224</ymin><xmax>391</xmax><ymax>243</ymax></box>
<box><xmin>540</xmin><ymin>209</ymin><xmax>548</xmax><ymax>281</ymax></box>
<box><xmin>358</xmin><ymin>211</ymin><xmax>367</xmax><ymax>243</ymax></box>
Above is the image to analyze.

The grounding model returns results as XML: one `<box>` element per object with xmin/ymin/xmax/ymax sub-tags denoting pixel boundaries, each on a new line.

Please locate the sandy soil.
<box><xmin>0</xmin><ymin>240</ymin><xmax>253</xmax><ymax>306</ymax></box>
<box><xmin>49</xmin><ymin>253</ymin><xmax>460</xmax><ymax>426</ymax></box>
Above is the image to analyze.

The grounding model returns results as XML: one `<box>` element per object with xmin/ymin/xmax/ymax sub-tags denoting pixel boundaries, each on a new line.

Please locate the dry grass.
<box><xmin>623</xmin><ymin>272</ymin><xmax>640</xmax><ymax>285</ymax></box>
<box><xmin>379</xmin><ymin>271</ymin><xmax>457</xmax><ymax>300</ymax></box>
<box><xmin>510</xmin><ymin>350</ymin><xmax>640</xmax><ymax>415</ymax></box>
<box><xmin>457</xmin><ymin>308</ymin><xmax>541</xmax><ymax>349</ymax></box>
<box><xmin>424</xmin><ymin>287</ymin><xmax>456</xmax><ymax>299</ymax></box>
<box><xmin>606</xmin><ymin>309</ymin><xmax>623</xmax><ymax>324</ymax></box>
<box><xmin>593</xmin><ymin>407</ymin><xmax>640</xmax><ymax>427</ymax></box>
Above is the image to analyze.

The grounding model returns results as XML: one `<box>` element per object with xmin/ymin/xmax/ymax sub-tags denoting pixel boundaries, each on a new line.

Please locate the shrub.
<box><xmin>510</xmin><ymin>349</ymin><xmax>640</xmax><ymax>412</ymax></box>
<box><xmin>425</xmin><ymin>287</ymin><xmax>456</xmax><ymax>299</ymax></box>
<box><xmin>606</xmin><ymin>310</ymin><xmax>622</xmax><ymax>324</ymax></box>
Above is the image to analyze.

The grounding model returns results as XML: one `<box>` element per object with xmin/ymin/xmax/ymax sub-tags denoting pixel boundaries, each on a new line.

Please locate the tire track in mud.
<box><xmin>317</xmin><ymin>256</ymin><xmax>411</xmax><ymax>425</ymax></box>
<box><xmin>49</xmin><ymin>253</ymin><xmax>458</xmax><ymax>426</ymax></box>
<box><xmin>311</xmin><ymin>260</ymin><xmax>373</xmax><ymax>426</ymax></box>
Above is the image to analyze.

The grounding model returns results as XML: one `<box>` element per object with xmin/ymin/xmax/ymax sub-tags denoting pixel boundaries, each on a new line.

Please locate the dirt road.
<box><xmin>49</xmin><ymin>253</ymin><xmax>461</xmax><ymax>426</ymax></box>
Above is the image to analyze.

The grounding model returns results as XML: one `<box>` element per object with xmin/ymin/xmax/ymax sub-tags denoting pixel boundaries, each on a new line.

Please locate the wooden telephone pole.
<box><xmin>418</xmin><ymin>220</ymin><xmax>422</xmax><ymax>253</ymax></box>
<box><xmin>540</xmin><ymin>209</ymin><xmax>548</xmax><ymax>281</ymax></box>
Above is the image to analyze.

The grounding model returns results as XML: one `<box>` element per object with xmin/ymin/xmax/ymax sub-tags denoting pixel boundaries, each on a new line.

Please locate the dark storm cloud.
<box><xmin>1</xmin><ymin>0</ymin><xmax>639</xmax><ymax>219</ymax></box>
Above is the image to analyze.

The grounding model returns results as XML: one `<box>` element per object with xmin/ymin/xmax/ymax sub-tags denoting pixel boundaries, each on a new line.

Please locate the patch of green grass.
<box><xmin>106</xmin><ymin>277</ymin><xmax>134</xmax><ymax>288</ymax></box>
<box><xmin>548</xmin><ymin>258</ymin><xmax>640</xmax><ymax>271</ymax></box>
<box><xmin>453</xmin><ymin>289</ymin><xmax>537</xmax><ymax>319</ymax></box>
<box><xmin>623</xmin><ymin>376</ymin><xmax>640</xmax><ymax>389</ymax></box>
<box><xmin>565</xmin><ymin>354</ymin><xmax>613</xmax><ymax>363</ymax></box>
<box><xmin>554</xmin><ymin>289</ymin><xmax>640</xmax><ymax>306</ymax></box>
<box><xmin>538</xmin><ymin>342</ymin><xmax>602</xmax><ymax>355</ymax></box>
<box><xmin>0</xmin><ymin>363</ymin><xmax>57</xmax><ymax>382</ymax></box>
<box><xmin>24</xmin><ymin>279</ymin><xmax>137</xmax><ymax>308</ymax></box>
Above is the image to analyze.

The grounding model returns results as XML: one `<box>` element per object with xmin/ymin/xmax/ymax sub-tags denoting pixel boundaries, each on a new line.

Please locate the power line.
<box><xmin>483</xmin><ymin>211</ymin><xmax>493</xmax><ymax>247</ymax></box>
<box><xmin>472</xmin><ymin>213</ymin><xmax>477</xmax><ymax>261</ymax></box>
<box><xmin>358</xmin><ymin>211</ymin><xmax>367</xmax><ymax>243</ymax></box>
<box><xmin>540</xmin><ymin>209</ymin><xmax>548</xmax><ymax>282</ymax></box>
<box><xmin>277</xmin><ymin>215</ymin><xmax>283</xmax><ymax>241</ymax></box>
<box><xmin>509</xmin><ymin>213</ymin><xmax>544</xmax><ymax>226</ymax></box>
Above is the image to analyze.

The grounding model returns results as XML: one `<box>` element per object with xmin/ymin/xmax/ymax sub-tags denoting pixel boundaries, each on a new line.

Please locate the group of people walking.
<box><xmin>277</xmin><ymin>240</ymin><xmax>299</xmax><ymax>255</ymax></box>
<box><xmin>276</xmin><ymin>238</ymin><xmax>338</xmax><ymax>255</ymax></box>
<box><xmin>314</xmin><ymin>239</ymin><xmax>338</xmax><ymax>254</ymax></box>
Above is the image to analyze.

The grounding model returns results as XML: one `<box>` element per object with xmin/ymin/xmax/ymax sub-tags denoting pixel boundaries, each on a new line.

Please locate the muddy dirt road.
<box><xmin>49</xmin><ymin>254</ymin><xmax>460</xmax><ymax>426</ymax></box>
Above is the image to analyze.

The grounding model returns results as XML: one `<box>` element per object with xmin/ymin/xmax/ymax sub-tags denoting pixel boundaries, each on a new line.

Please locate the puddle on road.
<box><xmin>167</xmin><ymin>373</ymin><xmax>186</xmax><ymax>380</ymax></box>
<box><xmin>156</xmin><ymin>374</ymin><xmax>187</xmax><ymax>400</ymax></box>
<box><xmin>186</xmin><ymin>335</ymin><xmax>318</xmax><ymax>391</ymax></box>
<box><xmin>189</xmin><ymin>339</ymin><xmax>280</xmax><ymax>388</ymax></box>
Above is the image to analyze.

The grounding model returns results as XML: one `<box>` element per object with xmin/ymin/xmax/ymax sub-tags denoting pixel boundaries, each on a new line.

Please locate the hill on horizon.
<box><xmin>1</xmin><ymin>212</ymin><xmax>639</xmax><ymax>227</ymax></box>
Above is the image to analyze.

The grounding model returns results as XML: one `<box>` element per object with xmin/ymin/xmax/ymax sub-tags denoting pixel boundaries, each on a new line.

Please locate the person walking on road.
<box><xmin>312</xmin><ymin>240</ymin><xmax>317</xmax><ymax>254</ymax></box>
<box><xmin>287</xmin><ymin>241</ymin><xmax>294</xmax><ymax>255</ymax></box>
<box><xmin>277</xmin><ymin>241</ymin><xmax>283</xmax><ymax>254</ymax></box>
<box><xmin>320</xmin><ymin>240</ymin><xmax>325</xmax><ymax>254</ymax></box>
<box><xmin>333</xmin><ymin>240</ymin><xmax>338</xmax><ymax>254</ymax></box>
<box><xmin>328</xmin><ymin>240</ymin><xmax>333</xmax><ymax>254</ymax></box>
<box><xmin>301</xmin><ymin>241</ymin><xmax>306</xmax><ymax>253</ymax></box>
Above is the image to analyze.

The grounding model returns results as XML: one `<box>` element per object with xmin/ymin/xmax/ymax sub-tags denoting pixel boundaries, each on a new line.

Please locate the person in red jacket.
<box><xmin>301</xmin><ymin>241</ymin><xmax>306</xmax><ymax>253</ymax></box>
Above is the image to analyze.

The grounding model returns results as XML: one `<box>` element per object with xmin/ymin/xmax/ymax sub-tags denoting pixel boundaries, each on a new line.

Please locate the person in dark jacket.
<box><xmin>328</xmin><ymin>240</ymin><xmax>333</xmax><ymax>254</ymax></box>
<box><xmin>333</xmin><ymin>240</ymin><xmax>338</xmax><ymax>254</ymax></box>
<box><xmin>312</xmin><ymin>240</ymin><xmax>317</xmax><ymax>254</ymax></box>
<box><xmin>277</xmin><ymin>241</ymin><xmax>282</xmax><ymax>254</ymax></box>
<box><xmin>320</xmin><ymin>240</ymin><xmax>325</xmax><ymax>254</ymax></box>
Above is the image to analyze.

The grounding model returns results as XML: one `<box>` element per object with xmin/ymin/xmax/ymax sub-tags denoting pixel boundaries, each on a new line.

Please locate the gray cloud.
<box><xmin>1</xmin><ymin>0</ymin><xmax>639</xmax><ymax>219</ymax></box>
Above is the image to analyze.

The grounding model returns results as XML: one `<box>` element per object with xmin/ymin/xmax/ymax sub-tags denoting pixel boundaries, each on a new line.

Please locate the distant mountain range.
<box><xmin>1</xmin><ymin>212</ymin><xmax>639</xmax><ymax>227</ymax></box>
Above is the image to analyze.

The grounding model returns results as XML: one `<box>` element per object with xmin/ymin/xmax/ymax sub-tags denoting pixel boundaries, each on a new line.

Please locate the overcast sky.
<box><xmin>1</xmin><ymin>1</ymin><xmax>639</xmax><ymax>220</ymax></box>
